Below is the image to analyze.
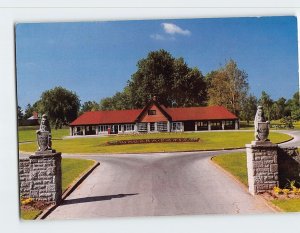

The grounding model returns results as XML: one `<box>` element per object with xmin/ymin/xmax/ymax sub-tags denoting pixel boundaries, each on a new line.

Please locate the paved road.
<box><xmin>36</xmin><ymin>130</ymin><xmax>300</xmax><ymax>219</ymax></box>
<box><xmin>47</xmin><ymin>150</ymin><xmax>274</xmax><ymax>219</ymax></box>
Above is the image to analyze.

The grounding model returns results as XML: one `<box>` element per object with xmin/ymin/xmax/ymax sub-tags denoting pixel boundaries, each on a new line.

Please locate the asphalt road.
<box><xmin>38</xmin><ymin>130</ymin><xmax>300</xmax><ymax>219</ymax></box>
<box><xmin>47</xmin><ymin>151</ymin><xmax>273</xmax><ymax>219</ymax></box>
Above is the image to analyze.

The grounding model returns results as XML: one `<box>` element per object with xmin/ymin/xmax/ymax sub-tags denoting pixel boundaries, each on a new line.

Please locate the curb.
<box><xmin>35</xmin><ymin>160</ymin><xmax>100</xmax><ymax>220</ymax></box>
<box><xmin>210</xmin><ymin>156</ymin><xmax>280</xmax><ymax>213</ymax></box>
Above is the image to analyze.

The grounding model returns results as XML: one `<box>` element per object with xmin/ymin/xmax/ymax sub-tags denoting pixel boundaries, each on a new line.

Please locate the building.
<box><xmin>69</xmin><ymin>98</ymin><xmax>239</xmax><ymax>136</ymax></box>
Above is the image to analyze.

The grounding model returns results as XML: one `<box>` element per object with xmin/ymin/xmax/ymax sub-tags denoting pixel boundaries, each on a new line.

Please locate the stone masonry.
<box><xmin>278</xmin><ymin>147</ymin><xmax>300</xmax><ymax>187</ymax></box>
<box><xmin>246</xmin><ymin>141</ymin><xmax>279</xmax><ymax>195</ymax></box>
<box><xmin>19</xmin><ymin>152</ymin><xmax>62</xmax><ymax>204</ymax></box>
<box><xmin>19</xmin><ymin>158</ymin><xmax>30</xmax><ymax>198</ymax></box>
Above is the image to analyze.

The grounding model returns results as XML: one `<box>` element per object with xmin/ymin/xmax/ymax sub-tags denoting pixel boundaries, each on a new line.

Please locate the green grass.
<box><xmin>212</xmin><ymin>152</ymin><xmax>248</xmax><ymax>185</ymax></box>
<box><xmin>270</xmin><ymin>120</ymin><xmax>300</xmax><ymax>130</ymax></box>
<box><xmin>19</xmin><ymin>131</ymin><xmax>292</xmax><ymax>154</ymax></box>
<box><xmin>212</xmin><ymin>151</ymin><xmax>300</xmax><ymax>212</ymax></box>
<box><xmin>18</xmin><ymin>128</ymin><xmax>69</xmax><ymax>142</ymax></box>
<box><xmin>20</xmin><ymin>158</ymin><xmax>95</xmax><ymax>220</ymax></box>
<box><xmin>61</xmin><ymin>158</ymin><xmax>95</xmax><ymax>192</ymax></box>
<box><xmin>20</xmin><ymin>209</ymin><xmax>42</xmax><ymax>220</ymax></box>
<box><xmin>239</xmin><ymin>121</ymin><xmax>254</xmax><ymax>130</ymax></box>
<box><xmin>271</xmin><ymin>199</ymin><xmax>300</xmax><ymax>212</ymax></box>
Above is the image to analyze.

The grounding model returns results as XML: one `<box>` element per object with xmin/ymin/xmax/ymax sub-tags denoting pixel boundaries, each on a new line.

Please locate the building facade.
<box><xmin>69</xmin><ymin>98</ymin><xmax>239</xmax><ymax>136</ymax></box>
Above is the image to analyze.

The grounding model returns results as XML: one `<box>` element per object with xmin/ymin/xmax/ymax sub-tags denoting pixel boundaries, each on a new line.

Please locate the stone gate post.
<box><xmin>29</xmin><ymin>151</ymin><xmax>62</xmax><ymax>204</ymax></box>
<box><xmin>246</xmin><ymin>141</ymin><xmax>279</xmax><ymax>195</ymax></box>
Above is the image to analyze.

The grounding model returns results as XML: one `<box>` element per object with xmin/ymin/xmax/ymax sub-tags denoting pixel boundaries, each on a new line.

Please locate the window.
<box><xmin>99</xmin><ymin>125</ymin><xmax>109</xmax><ymax>132</ymax></box>
<box><xmin>137</xmin><ymin>123</ymin><xmax>147</xmax><ymax>132</ymax></box>
<box><xmin>225</xmin><ymin>121</ymin><xmax>233</xmax><ymax>126</ymax></box>
<box><xmin>148</xmin><ymin>110</ymin><xmax>156</xmax><ymax>115</ymax></box>
<box><xmin>125</xmin><ymin>124</ymin><xmax>135</xmax><ymax>131</ymax></box>
<box><xmin>172</xmin><ymin>122</ymin><xmax>182</xmax><ymax>131</ymax></box>
<box><xmin>197</xmin><ymin>121</ymin><xmax>207</xmax><ymax>127</ymax></box>
<box><xmin>157</xmin><ymin>121</ymin><xmax>168</xmax><ymax>131</ymax></box>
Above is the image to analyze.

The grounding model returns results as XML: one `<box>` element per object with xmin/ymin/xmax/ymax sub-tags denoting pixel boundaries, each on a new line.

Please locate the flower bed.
<box><xmin>106</xmin><ymin>137</ymin><xmax>200</xmax><ymax>145</ymax></box>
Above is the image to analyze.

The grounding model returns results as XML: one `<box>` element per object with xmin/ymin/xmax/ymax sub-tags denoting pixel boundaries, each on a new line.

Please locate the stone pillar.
<box><xmin>154</xmin><ymin>122</ymin><xmax>158</xmax><ymax>132</ymax></box>
<box><xmin>69</xmin><ymin>127</ymin><xmax>73</xmax><ymax>136</ymax></box>
<box><xmin>95</xmin><ymin>126</ymin><xmax>99</xmax><ymax>135</ymax></box>
<box><xmin>134</xmin><ymin>124</ymin><xmax>138</xmax><ymax>132</ymax></box>
<box><xmin>29</xmin><ymin>152</ymin><xmax>62</xmax><ymax>204</ymax></box>
<box><xmin>167</xmin><ymin>121</ymin><xmax>171</xmax><ymax>132</ymax></box>
<box><xmin>222</xmin><ymin>121</ymin><xmax>225</xmax><ymax>130</ymax></box>
<box><xmin>147</xmin><ymin>123</ymin><xmax>150</xmax><ymax>133</ymax></box>
<box><xmin>195</xmin><ymin>122</ymin><xmax>197</xmax><ymax>131</ymax></box>
<box><xmin>82</xmin><ymin>126</ymin><xmax>86</xmax><ymax>136</ymax></box>
<box><xmin>121</xmin><ymin>125</ymin><xmax>125</xmax><ymax>133</ymax></box>
<box><xmin>246</xmin><ymin>141</ymin><xmax>279</xmax><ymax>195</ymax></box>
<box><xmin>208</xmin><ymin>121</ymin><xmax>211</xmax><ymax>131</ymax></box>
<box><xmin>235</xmin><ymin>120</ymin><xmax>239</xmax><ymax>130</ymax></box>
<box><xmin>181</xmin><ymin>122</ymin><xmax>184</xmax><ymax>132</ymax></box>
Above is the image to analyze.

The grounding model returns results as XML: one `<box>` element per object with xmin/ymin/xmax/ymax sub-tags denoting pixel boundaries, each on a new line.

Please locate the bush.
<box><xmin>107</xmin><ymin>138</ymin><xmax>200</xmax><ymax>145</ymax></box>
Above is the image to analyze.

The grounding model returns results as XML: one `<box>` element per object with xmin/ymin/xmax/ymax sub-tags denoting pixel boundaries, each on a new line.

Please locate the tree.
<box><xmin>17</xmin><ymin>105</ymin><xmax>24</xmax><ymax>120</ymax></box>
<box><xmin>258</xmin><ymin>91</ymin><xmax>273</xmax><ymax>121</ymax></box>
<box><xmin>80</xmin><ymin>101</ymin><xmax>100</xmax><ymax>115</ymax></box>
<box><xmin>207</xmin><ymin>59</ymin><xmax>249</xmax><ymax>116</ymax></box>
<box><xmin>289</xmin><ymin>92</ymin><xmax>300</xmax><ymax>121</ymax></box>
<box><xmin>271</xmin><ymin>97</ymin><xmax>286</xmax><ymax>120</ymax></box>
<box><xmin>109</xmin><ymin>49</ymin><xmax>208</xmax><ymax>109</ymax></box>
<box><xmin>39</xmin><ymin>86</ymin><xmax>80</xmax><ymax>129</ymax></box>
<box><xmin>240</xmin><ymin>94</ymin><xmax>257</xmax><ymax>125</ymax></box>
<box><xmin>23</xmin><ymin>103</ymin><xmax>33</xmax><ymax>120</ymax></box>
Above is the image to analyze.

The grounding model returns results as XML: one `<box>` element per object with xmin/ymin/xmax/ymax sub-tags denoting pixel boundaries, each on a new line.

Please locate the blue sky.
<box><xmin>16</xmin><ymin>16</ymin><xmax>299</xmax><ymax>110</ymax></box>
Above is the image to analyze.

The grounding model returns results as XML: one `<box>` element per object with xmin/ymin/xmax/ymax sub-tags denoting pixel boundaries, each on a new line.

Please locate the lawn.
<box><xmin>212</xmin><ymin>152</ymin><xmax>248</xmax><ymax>185</ymax></box>
<box><xmin>20</xmin><ymin>158</ymin><xmax>96</xmax><ymax>220</ymax></box>
<box><xmin>212</xmin><ymin>150</ymin><xmax>300</xmax><ymax>212</ymax></box>
<box><xmin>19</xmin><ymin>131</ymin><xmax>292</xmax><ymax>154</ymax></box>
<box><xmin>18</xmin><ymin>127</ymin><xmax>69</xmax><ymax>142</ymax></box>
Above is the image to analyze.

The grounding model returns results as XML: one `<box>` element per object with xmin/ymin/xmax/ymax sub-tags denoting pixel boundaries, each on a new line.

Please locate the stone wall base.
<box><xmin>19</xmin><ymin>152</ymin><xmax>62</xmax><ymax>204</ymax></box>
<box><xmin>246</xmin><ymin>141</ymin><xmax>279</xmax><ymax>195</ymax></box>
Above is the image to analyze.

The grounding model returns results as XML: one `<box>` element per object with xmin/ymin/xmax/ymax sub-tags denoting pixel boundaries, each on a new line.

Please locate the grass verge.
<box><xmin>212</xmin><ymin>151</ymin><xmax>300</xmax><ymax>212</ymax></box>
<box><xmin>20</xmin><ymin>158</ymin><xmax>95</xmax><ymax>220</ymax></box>
<box><xmin>18</xmin><ymin>128</ymin><xmax>69</xmax><ymax>142</ymax></box>
<box><xmin>19</xmin><ymin>131</ymin><xmax>292</xmax><ymax>154</ymax></box>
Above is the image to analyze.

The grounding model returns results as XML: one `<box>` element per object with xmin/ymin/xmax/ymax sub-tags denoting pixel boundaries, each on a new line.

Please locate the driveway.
<box><xmin>46</xmin><ymin>150</ymin><xmax>274</xmax><ymax>219</ymax></box>
<box><xmin>22</xmin><ymin>130</ymin><xmax>298</xmax><ymax>219</ymax></box>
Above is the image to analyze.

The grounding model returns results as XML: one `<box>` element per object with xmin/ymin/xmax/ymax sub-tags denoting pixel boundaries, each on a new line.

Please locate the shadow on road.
<box><xmin>62</xmin><ymin>193</ymin><xmax>139</xmax><ymax>205</ymax></box>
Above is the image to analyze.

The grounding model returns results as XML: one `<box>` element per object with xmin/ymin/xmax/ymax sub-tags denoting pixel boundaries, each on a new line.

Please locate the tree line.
<box><xmin>18</xmin><ymin>49</ymin><xmax>300</xmax><ymax>128</ymax></box>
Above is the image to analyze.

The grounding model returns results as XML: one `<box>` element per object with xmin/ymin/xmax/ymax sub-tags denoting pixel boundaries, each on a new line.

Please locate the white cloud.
<box><xmin>161</xmin><ymin>23</ymin><xmax>191</xmax><ymax>36</ymax></box>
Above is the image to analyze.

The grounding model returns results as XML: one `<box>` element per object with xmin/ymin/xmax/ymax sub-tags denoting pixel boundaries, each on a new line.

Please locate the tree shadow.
<box><xmin>62</xmin><ymin>193</ymin><xmax>139</xmax><ymax>205</ymax></box>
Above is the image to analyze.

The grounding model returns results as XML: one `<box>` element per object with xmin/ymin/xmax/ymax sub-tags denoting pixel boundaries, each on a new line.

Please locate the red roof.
<box><xmin>166</xmin><ymin>106</ymin><xmax>238</xmax><ymax>121</ymax></box>
<box><xmin>70</xmin><ymin>105</ymin><xmax>237</xmax><ymax>126</ymax></box>
<box><xmin>70</xmin><ymin>109</ymin><xmax>143</xmax><ymax>126</ymax></box>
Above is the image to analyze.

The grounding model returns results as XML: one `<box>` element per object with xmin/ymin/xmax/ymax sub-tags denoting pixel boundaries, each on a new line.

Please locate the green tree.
<box><xmin>125</xmin><ymin>49</ymin><xmax>207</xmax><ymax>108</ymax></box>
<box><xmin>258</xmin><ymin>91</ymin><xmax>273</xmax><ymax>121</ymax></box>
<box><xmin>17</xmin><ymin>105</ymin><xmax>24</xmax><ymax>120</ymax></box>
<box><xmin>23</xmin><ymin>103</ymin><xmax>33</xmax><ymax>119</ymax></box>
<box><xmin>240</xmin><ymin>94</ymin><xmax>257</xmax><ymax>125</ymax></box>
<box><xmin>39</xmin><ymin>86</ymin><xmax>80</xmax><ymax>129</ymax></box>
<box><xmin>271</xmin><ymin>97</ymin><xmax>286</xmax><ymax>120</ymax></box>
<box><xmin>80</xmin><ymin>101</ymin><xmax>100</xmax><ymax>115</ymax></box>
<box><xmin>207</xmin><ymin>59</ymin><xmax>249</xmax><ymax>116</ymax></box>
<box><xmin>290</xmin><ymin>92</ymin><xmax>300</xmax><ymax>121</ymax></box>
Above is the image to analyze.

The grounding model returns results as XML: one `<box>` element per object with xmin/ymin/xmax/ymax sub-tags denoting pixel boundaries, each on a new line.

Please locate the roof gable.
<box><xmin>135</xmin><ymin>99</ymin><xmax>172</xmax><ymax>122</ymax></box>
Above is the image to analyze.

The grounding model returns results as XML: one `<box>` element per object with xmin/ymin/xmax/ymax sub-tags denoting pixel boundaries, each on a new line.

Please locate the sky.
<box><xmin>16</xmin><ymin>16</ymin><xmax>299</xmax><ymax>111</ymax></box>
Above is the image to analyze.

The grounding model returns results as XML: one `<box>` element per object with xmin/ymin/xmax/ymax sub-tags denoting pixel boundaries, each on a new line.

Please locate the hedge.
<box><xmin>106</xmin><ymin>138</ymin><xmax>200</xmax><ymax>145</ymax></box>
